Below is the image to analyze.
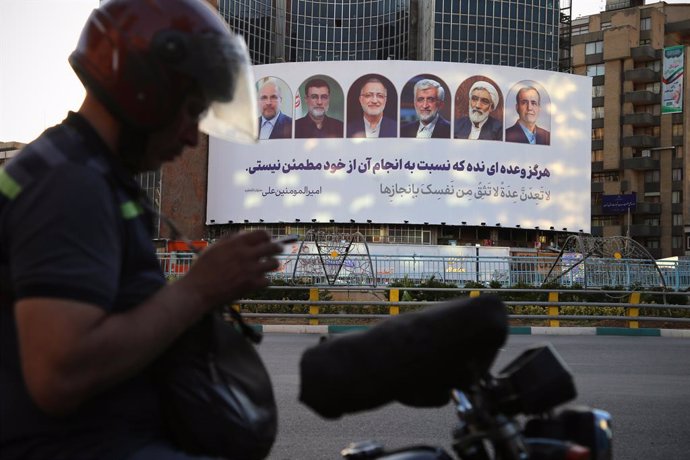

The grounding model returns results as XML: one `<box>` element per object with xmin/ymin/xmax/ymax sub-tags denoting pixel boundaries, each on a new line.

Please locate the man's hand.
<box><xmin>176</xmin><ymin>230</ymin><xmax>284</xmax><ymax>308</ymax></box>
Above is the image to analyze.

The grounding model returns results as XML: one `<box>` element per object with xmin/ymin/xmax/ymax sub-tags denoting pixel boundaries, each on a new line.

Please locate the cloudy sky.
<box><xmin>0</xmin><ymin>0</ymin><xmax>685</xmax><ymax>143</ymax></box>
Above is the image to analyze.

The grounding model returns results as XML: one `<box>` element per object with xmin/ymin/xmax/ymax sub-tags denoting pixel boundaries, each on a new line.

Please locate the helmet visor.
<box><xmin>199</xmin><ymin>34</ymin><xmax>258</xmax><ymax>144</ymax></box>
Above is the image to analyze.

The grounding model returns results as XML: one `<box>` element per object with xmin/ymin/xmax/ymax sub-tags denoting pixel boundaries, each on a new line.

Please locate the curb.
<box><xmin>253</xmin><ymin>324</ymin><xmax>690</xmax><ymax>338</ymax></box>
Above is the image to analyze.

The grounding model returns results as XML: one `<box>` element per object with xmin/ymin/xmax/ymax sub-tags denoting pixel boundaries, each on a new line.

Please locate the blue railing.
<box><xmin>158</xmin><ymin>252</ymin><xmax>690</xmax><ymax>291</ymax></box>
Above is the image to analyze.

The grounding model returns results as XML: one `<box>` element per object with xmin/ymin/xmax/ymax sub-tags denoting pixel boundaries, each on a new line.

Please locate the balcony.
<box><xmin>592</xmin><ymin>182</ymin><xmax>604</xmax><ymax>193</ymax></box>
<box><xmin>624</xmin><ymin>91</ymin><xmax>661</xmax><ymax>105</ymax></box>
<box><xmin>644</xmin><ymin>182</ymin><xmax>660</xmax><ymax>193</ymax></box>
<box><xmin>621</xmin><ymin>135</ymin><xmax>659</xmax><ymax>149</ymax></box>
<box><xmin>622</xmin><ymin>156</ymin><xmax>659</xmax><ymax>169</ymax></box>
<box><xmin>629</xmin><ymin>225</ymin><xmax>661</xmax><ymax>237</ymax></box>
<box><xmin>630</xmin><ymin>45</ymin><xmax>659</xmax><ymax>62</ymax></box>
<box><xmin>634</xmin><ymin>202</ymin><xmax>661</xmax><ymax>214</ymax></box>
<box><xmin>624</xmin><ymin>68</ymin><xmax>660</xmax><ymax>83</ymax></box>
<box><xmin>591</xmin><ymin>226</ymin><xmax>603</xmax><ymax>237</ymax></box>
<box><xmin>621</xmin><ymin>113</ymin><xmax>658</xmax><ymax>127</ymax></box>
<box><xmin>592</xmin><ymin>161</ymin><xmax>604</xmax><ymax>172</ymax></box>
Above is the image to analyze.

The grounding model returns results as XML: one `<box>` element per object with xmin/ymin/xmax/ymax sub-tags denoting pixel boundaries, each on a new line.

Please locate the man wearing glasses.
<box><xmin>347</xmin><ymin>77</ymin><xmax>397</xmax><ymax>138</ymax></box>
<box><xmin>295</xmin><ymin>78</ymin><xmax>344</xmax><ymax>138</ymax></box>
<box><xmin>454</xmin><ymin>81</ymin><xmax>503</xmax><ymax>141</ymax></box>
<box><xmin>257</xmin><ymin>77</ymin><xmax>292</xmax><ymax>139</ymax></box>
<box><xmin>401</xmin><ymin>78</ymin><xmax>451</xmax><ymax>138</ymax></box>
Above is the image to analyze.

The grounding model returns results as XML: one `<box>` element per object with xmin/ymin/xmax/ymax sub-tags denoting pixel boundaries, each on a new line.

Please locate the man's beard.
<box><xmin>417</xmin><ymin>109</ymin><xmax>438</xmax><ymax>123</ymax></box>
<box><xmin>309</xmin><ymin>107</ymin><xmax>326</xmax><ymax>119</ymax></box>
<box><xmin>469</xmin><ymin>108</ymin><xmax>489</xmax><ymax>125</ymax></box>
<box><xmin>363</xmin><ymin>105</ymin><xmax>384</xmax><ymax>117</ymax></box>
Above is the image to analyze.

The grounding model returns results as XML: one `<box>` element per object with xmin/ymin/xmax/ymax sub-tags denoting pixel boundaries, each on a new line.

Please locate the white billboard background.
<box><xmin>208</xmin><ymin>61</ymin><xmax>592</xmax><ymax>232</ymax></box>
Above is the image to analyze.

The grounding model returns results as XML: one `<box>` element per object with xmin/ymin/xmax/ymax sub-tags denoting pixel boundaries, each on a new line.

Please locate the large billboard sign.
<box><xmin>208</xmin><ymin>61</ymin><xmax>592</xmax><ymax>232</ymax></box>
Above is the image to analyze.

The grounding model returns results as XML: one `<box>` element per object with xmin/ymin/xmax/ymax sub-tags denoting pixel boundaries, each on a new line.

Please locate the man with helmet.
<box><xmin>454</xmin><ymin>80</ymin><xmax>503</xmax><ymax>141</ymax></box>
<box><xmin>0</xmin><ymin>1</ymin><xmax>279</xmax><ymax>459</ymax></box>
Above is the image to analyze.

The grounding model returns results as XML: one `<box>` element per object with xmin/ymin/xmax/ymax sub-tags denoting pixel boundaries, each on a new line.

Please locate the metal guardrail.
<box><xmin>230</xmin><ymin>286</ymin><xmax>690</xmax><ymax>329</ymax></box>
<box><xmin>159</xmin><ymin>253</ymin><xmax>690</xmax><ymax>290</ymax></box>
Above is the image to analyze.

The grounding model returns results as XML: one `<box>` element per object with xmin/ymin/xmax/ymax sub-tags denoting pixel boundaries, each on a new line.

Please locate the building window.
<box><xmin>592</xmin><ymin>85</ymin><xmax>605</xmax><ymax>97</ymax></box>
<box><xmin>644</xmin><ymin>192</ymin><xmax>660</xmax><ymax>203</ymax></box>
<box><xmin>672</xmin><ymin>124</ymin><xmax>684</xmax><ymax>136</ymax></box>
<box><xmin>646</xmin><ymin>239</ymin><xmax>660</xmax><ymax>249</ymax></box>
<box><xmin>592</xmin><ymin>127</ymin><xmax>604</xmax><ymax>140</ymax></box>
<box><xmin>645</xmin><ymin>60</ymin><xmax>661</xmax><ymax>71</ymax></box>
<box><xmin>593</xmin><ymin>172</ymin><xmax>619</xmax><ymax>182</ymax></box>
<box><xmin>586</xmin><ymin>64</ymin><xmax>605</xmax><ymax>76</ymax></box>
<box><xmin>592</xmin><ymin>216</ymin><xmax>621</xmax><ymax>226</ymax></box>
<box><xmin>644</xmin><ymin>82</ymin><xmax>661</xmax><ymax>93</ymax></box>
<box><xmin>592</xmin><ymin>192</ymin><xmax>603</xmax><ymax>204</ymax></box>
<box><xmin>640</xmin><ymin>17</ymin><xmax>651</xmax><ymax>31</ymax></box>
<box><xmin>592</xmin><ymin>107</ymin><xmax>605</xmax><ymax>119</ymax></box>
<box><xmin>672</xmin><ymin>191</ymin><xmax>683</xmax><ymax>204</ymax></box>
<box><xmin>644</xmin><ymin>170</ymin><xmax>660</xmax><ymax>183</ymax></box>
<box><xmin>592</xmin><ymin>149</ymin><xmax>604</xmax><ymax>161</ymax></box>
<box><xmin>601</xmin><ymin>21</ymin><xmax>612</xmax><ymax>30</ymax></box>
<box><xmin>585</xmin><ymin>40</ymin><xmax>603</xmax><ymax>55</ymax></box>
<box><xmin>675</xmin><ymin>146</ymin><xmax>683</xmax><ymax>158</ymax></box>
<box><xmin>673</xmin><ymin>213</ymin><xmax>683</xmax><ymax>226</ymax></box>
<box><xmin>672</xmin><ymin>168</ymin><xmax>683</xmax><ymax>181</ymax></box>
<box><xmin>640</xmin><ymin>38</ymin><xmax>651</xmax><ymax>45</ymax></box>
<box><xmin>672</xmin><ymin>236</ymin><xmax>683</xmax><ymax>249</ymax></box>
<box><xmin>572</xmin><ymin>24</ymin><xmax>589</xmax><ymax>36</ymax></box>
<box><xmin>644</xmin><ymin>217</ymin><xmax>660</xmax><ymax>226</ymax></box>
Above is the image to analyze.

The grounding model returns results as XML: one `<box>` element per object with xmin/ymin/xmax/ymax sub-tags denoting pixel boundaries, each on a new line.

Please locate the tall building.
<box><xmin>570</xmin><ymin>1</ymin><xmax>690</xmax><ymax>258</ymax></box>
<box><xmin>160</xmin><ymin>0</ymin><xmax>571</xmax><ymax>252</ymax></box>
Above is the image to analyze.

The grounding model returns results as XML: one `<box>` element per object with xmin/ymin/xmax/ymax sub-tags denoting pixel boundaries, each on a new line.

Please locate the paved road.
<box><xmin>257</xmin><ymin>332</ymin><xmax>690</xmax><ymax>460</ymax></box>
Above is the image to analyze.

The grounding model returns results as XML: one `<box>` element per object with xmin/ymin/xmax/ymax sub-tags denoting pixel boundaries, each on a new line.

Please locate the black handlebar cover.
<box><xmin>299</xmin><ymin>295</ymin><xmax>508</xmax><ymax>418</ymax></box>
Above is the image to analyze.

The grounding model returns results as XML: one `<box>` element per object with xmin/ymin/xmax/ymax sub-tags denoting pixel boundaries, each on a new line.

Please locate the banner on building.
<box><xmin>662</xmin><ymin>45</ymin><xmax>684</xmax><ymax>114</ymax></box>
<box><xmin>208</xmin><ymin>61</ymin><xmax>592</xmax><ymax>232</ymax></box>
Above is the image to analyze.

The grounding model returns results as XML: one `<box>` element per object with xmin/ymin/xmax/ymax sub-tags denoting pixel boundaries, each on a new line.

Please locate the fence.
<box><xmin>158</xmin><ymin>252</ymin><xmax>690</xmax><ymax>291</ymax></box>
<box><xmin>233</xmin><ymin>286</ymin><xmax>690</xmax><ymax>329</ymax></box>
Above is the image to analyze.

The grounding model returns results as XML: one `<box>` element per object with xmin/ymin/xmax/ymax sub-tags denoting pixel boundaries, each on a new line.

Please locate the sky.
<box><xmin>0</xmin><ymin>0</ymin><xmax>687</xmax><ymax>144</ymax></box>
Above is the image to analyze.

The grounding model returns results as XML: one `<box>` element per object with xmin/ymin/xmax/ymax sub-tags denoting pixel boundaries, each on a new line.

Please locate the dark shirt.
<box><xmin>346</xmin><ymin>115</ymin><xmax>397</xmax><ymax>138</ymax></box>
<box><xmin>294</xmin><ymin>114</ymin><xmax>343</xmax><ymax>138</ymax></box>
<box><xmin>504</xmin><ymin>121</ymin><xmax>551</xmax><ymax>145</ymax></box>
<box><xmin>0</xmin><ymin>113</ymin><xmax>166</xmax><ymax>460</ymax></box>
<box><xmin>257</xmin><ymin>112</ymin><xmax>292</xmax><ymax>139</ymax></box>
<box><xmin>400</xmin><ymin>115</ymin><xmax>451</xmax><ymax>138</ymax></box>
<box><xmin>454</xmin><ymin>116</ymin><xmax>503</xmax><ymax>141</ymax></box>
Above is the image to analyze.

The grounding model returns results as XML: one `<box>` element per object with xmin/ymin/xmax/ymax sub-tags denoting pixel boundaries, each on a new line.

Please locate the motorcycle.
<box><xmin>299</xmin><ymin>296</ymin><xmax>612</xmax><ymax>460</ymax></box>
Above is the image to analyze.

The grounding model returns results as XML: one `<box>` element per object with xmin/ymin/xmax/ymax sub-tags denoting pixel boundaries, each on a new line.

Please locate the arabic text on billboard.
<box><xmin>207</xmin><ymin>61</ymin><xmax>592</xmax><ymax>232</ymax></box>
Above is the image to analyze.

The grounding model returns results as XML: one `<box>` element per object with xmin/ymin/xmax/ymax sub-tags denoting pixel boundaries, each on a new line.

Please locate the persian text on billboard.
<box><xmin>207</xmin><ymin>61</ymin><xmax>592</xmax><ymax>231</ymax></box>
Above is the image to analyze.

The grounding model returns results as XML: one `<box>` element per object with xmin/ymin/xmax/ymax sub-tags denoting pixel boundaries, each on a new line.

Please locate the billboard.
<box><xmin>208</xmin><ymin>61</ymin><xmax>592</xmax><ymax>232</ymax></box>
<box><xmin>662</xmin><ymin>45</ymin><xmax>684</xmax><ymax>114</ymax></box>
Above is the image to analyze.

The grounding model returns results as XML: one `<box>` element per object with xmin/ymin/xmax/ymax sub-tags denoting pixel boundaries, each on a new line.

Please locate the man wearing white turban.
<box><xmin>454</xmin><ymin>80</ymin><xmax>503</xmax><ymax>141</ymax></box>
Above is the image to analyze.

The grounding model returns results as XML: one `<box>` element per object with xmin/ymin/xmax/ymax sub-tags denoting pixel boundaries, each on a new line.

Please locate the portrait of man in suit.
<box><xmin>400</xmin><ymin>78</ymin><xmax>451</xmax><ymax>139</ymax></box>
<box><xmin>347</xmin><ymin>76</ymin><xmax>397</xmax><ymax>138</ymax></box>
<box><xmin>454</xmin><ymin>80</ymin><xmax>503</xmax><ymax>141</ymax></box>
<box><xmin>505</xmin><ymin>85</ymin><xmax>551</xmax><ymax>145</ymax></box>
<box><xmin>257</xmin><ymin>77</ymin><xmax>292</xmax><ymax>140</ymax></box>
<box><xmin>295</xmin><ymin>78</ymin><xmax>344</xmax><ymax>138</ymax></box>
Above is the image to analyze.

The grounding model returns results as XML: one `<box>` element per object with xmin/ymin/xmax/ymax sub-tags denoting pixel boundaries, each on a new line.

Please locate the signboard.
<box><xmin>207</xmin><ymin>61</ymin><xmax>592</xmax><ymax>232</ymax></box>
<box><xmin>602</xmin><ymin>193</ymin><xmax>637</xmax><ymax>214</ymax></box>
<box><xmin>662</xmin><ymin>45</ymin><xmax>684</xmax><ymax>114</ymax></box>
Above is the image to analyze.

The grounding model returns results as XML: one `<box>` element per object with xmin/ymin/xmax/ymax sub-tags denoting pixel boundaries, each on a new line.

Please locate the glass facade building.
<box><xmin>430</xmin><ymin>0</ymin><xmax>560</xmax><ymax>70</ymax></box>
<box><xmin>219</xmin><ymin>0</ymin><xmax>561</xmax><ymax>70</ymax></box>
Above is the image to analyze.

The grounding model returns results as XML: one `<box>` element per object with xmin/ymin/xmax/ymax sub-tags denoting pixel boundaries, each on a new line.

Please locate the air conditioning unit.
<box><xmin>641</xmin><ymin>149</ymin><xmax>651</xmax><ymax>157</ymax></box>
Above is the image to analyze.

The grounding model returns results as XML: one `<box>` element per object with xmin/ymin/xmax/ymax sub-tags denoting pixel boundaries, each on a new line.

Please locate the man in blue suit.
<box><xmin>505</xmin><ymin>86</ymin><xmax>550</xmax><ymax>145</ymax></box>
<box><xmin>400</xmin><ymin>79</ymin><xmax>451</xmax><ymax>138</ymax></box>
<box><xmin>454</xmin><ymin>81</ymin><xmax>503</xmax><ymax>141</ymax></box>
<box><xmin>347</xmin><ymin>78</ymin><xmax>397</xmax><ymax>138</ymax></box>
<box><xmin>257</xmin><ymin>78</ymin><xmax>292</xmax><ymax>139</ymax></box>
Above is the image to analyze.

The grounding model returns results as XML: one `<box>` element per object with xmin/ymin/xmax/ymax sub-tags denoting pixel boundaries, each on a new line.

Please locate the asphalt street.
<box><xmin>256</xmin><ymin>332</ymin><xmax>690</xmax><ymax>460</ymax></box>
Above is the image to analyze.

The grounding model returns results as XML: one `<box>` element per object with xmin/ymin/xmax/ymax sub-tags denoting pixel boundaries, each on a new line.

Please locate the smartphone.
<box><xmin>274</xmin><ymin>234</ymin><xmax>299</xmax><ymax>244</ymax></box>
